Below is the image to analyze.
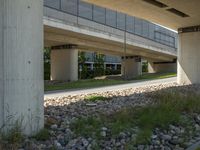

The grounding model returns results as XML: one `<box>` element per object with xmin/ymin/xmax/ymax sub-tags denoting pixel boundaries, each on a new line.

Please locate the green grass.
<box><xmin>45</xmin><ymin>72</ymin><xmax>177</xmax><ymax>91</ymax></box>
<box><xmin>134</xmin><ymin>72</ymin><xmax>176</xmax><ymax>80</ymax></box>
<box><xmin>34</xmin><ymin>128</ymin><xmax>50</xmax><ymax>141</ymax></box>
<box><xmin>85</xmin><ymin>95</ymin><xmax>108</xmax><ymax>102</ymax></box>
<box><xmin>70</xmin><ymin>89</ymin><xmax>200</xmax><ymax>146</ymax></box>
<box><xmin>0</xmin><ymin>121</ymin><xmax>24</xmax><ymax>150</ymax></box>
<box><xmin>45</xmin><ymin>79</ymin><xmax>128</xmax><ymax>91</ymax></box>
<box><xmin>70</xmin><ymin>117</ymin><xmax>102</xmax><ymax>139</ymax></box>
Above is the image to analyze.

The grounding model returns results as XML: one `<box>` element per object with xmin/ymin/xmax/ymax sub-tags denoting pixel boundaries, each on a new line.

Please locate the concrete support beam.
<box><xmin>121</xmin><ymin>56</ymin><xmax>142</xmax><ymax>79</ymax></box>
<box><xmin>178</xmin><ymin>30</ymin><xmax>200</xmax><ymax>84</ymax></box>
<box><xmin>148</xmin><ymin>61</ymin><xmax>177</xmax><ymax>73</ymax></box>
<box><xmin>51</xmin><ymin>49</ymin><xmax>78</xmax><ymax>81</ymax></box>
<box><xmin>0</xmin><ymin>0</ymin><xmax>44</xmax><ymax>135</ymax></box>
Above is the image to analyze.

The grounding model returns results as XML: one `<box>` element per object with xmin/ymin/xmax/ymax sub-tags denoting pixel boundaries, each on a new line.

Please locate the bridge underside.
<box><xmin>84</xmin><ymin>0</ymin><xmax>200</xmax><ymax>84</ymax></box>
<box><xmin>84</xmin><ymin>0</ymin><xmax>200</xmax><ymax>30</ymax></box>
<box><xmin>44</xmin><ymin>25</ymin><xmax>176</xmax><ymax>62</ymax></box>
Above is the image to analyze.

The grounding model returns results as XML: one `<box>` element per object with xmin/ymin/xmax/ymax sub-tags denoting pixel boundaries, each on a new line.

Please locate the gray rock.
<box><xmin>138</xmin><ymin>145</ymin><xmax>145</xmax><ymax>150</ymax></box>
<box><xmin>100</xmin><ymin>131</ymin><xmax>106</xmax><ymax>137</ymax></box>
<box><xmin>101</xmin><ymin>127</ymin><xmax>108</xmax><ymax>131</ymax></box>
<box><xmin>162</xmin><ymin>134</ymin><xmax>172</xmax><ymax>141</ymax></box>
<box><xmin>51</xmin><ymin>124</ymin><xmax>58</xmax><ymax>130</ymax></box>
<box><xmin>82</xmin><ymin>139</ymin><xmax>89</xmax><ymax>147</ymax></box>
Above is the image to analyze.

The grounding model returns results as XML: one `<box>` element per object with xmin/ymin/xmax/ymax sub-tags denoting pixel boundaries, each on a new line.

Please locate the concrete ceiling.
<box><xmin>83</xmin><ymin>0</ymin><xmax>200</xmax><ymax>30</ymax></box>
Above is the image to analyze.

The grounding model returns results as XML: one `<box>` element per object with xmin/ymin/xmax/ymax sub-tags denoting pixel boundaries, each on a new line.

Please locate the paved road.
<box><xmin>44</xmin><ymin>77</ymin><xmax>177</xmax><ymax>99</ymax></box>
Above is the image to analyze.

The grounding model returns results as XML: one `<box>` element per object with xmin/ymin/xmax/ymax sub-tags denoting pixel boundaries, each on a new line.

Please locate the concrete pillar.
<box><xmin>51</xmin><ymin>49</ymin><xmax>78</xmax><ymax>81</ymax></box>
<box><xmin>148</xmin><ymin>61</ymin><xmax>177</xmax><ymax>73</ymax></box>
<box><xmin>121</xmin><ymin>56</ymin><xmax>142</xmax><ymax>79</ymax></box>
<box><xmin>114</xmin><ymin>64</ymin><xmax>117</xmax><ymax>70</ymax></box>
<box><xmin>0</xmin><ymin>0</ymin><xmax>44</xmax><ymax>135</ymax></box>
<box><xmin>91</xmin><ymin>63</ymin><xmax>94</xmax><ymax>70</ymax></box>
<box><xmin>178</xmin><ymin>30</ymin><xmax>200</xmax><ymax>84</ymax></box>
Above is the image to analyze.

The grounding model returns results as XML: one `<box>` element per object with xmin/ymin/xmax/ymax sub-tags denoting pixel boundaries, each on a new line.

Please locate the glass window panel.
<box><xmin>142</xmin><ymin>20</ymin><xmax>149</xmax><ymax>38</ymax></box>
<box><xmin>79</xmin><ymin>1</ymin><xmax>93</xmax><ymax>19</ymax></box>
<box><xmin>148</xmin><ymin>23</ymin><xmax>155</xmax><ymax>40</ymax></box>
<box><xmin>117</xmin><ymin>12</ymin><xmax>125</xmax><ymax>30</ymax></box>
<box><xmin>44</xmin><ymin>0</ymin><xmax>60</xmax><ymax>9</ymax></box>
<box><xmin>126</xmin><ymin>15</ymin><xmax>134</xmax><ymax>33</ymax></box>
<box><xmin>93</xmin><ymin>6</ymin><xmax>106</xmax><ymax>24</ymax></box>
<box><xmin>106</xmin><ymin>9</ymin><xmax>116</xmax><ymax>27</ymax></box>
<box><xmin>161</xmin><ymin>34</ymin><xmax>165</xmax><ymax>41</ymax></box>
<box><xmin>134</xmin><ymin>18</ymin><xmax>142</xmax><ymax>36</ymax></box>
<box><xmin>61</xmin><ymin>0</ymin><xmax>78</xmax><ymax>15</ymax></box>
<box><xmin>170</xmin><ymin>37</ymin><xmax>174</xmax><ymax>43</ymax></box>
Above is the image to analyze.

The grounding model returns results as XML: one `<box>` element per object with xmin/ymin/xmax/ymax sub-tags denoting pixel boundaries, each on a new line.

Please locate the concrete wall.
<box><xmin>0</xmin><ymin>0</ymin><xmax>44</xmax><ymax>135</ymax></box>
<box><xmin>51</xmin><ymin>49</ymin><xmax>78</xmax><ymax>81</ymax></box>
<box><xmin>178</xmin><ymin>32</ymin><xmax>200</xmax><ymax>84</ymax></box>
<box><xmin>148</xmin><ymin>61</ymin><xmax>177</xmax><ymax>73</ymax></box>
<box><xmin>0</xmin><ymin>0</ymin><xmax>3</xmax><ymax>130</ymax></box>
<box><xmin>121</xmin><ymin>57</ymin><xmax>142</xmax><ymax>79</ymax></box>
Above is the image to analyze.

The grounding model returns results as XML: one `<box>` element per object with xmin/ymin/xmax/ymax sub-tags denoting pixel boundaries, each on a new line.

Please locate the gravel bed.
<box><xmin>4</xmin><ymin>82</ymin><xmax>200</xmax><ymax>150</ymax></box>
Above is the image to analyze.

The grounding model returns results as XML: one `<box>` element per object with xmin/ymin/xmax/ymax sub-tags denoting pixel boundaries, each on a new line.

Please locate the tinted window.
<box><xmin>148</xmin><ymin>23</ymin><xmax>155</xmax><ymax>40</ymax></box>
<box><xmin>134</xmin><ymin>18</ymin><xmax>143</xmax><ymax>36</ymax></box>
<box><xmin>142</xmin><ymin>20</ymin><xmax>149</xmax><ymax>37</ymax></box>
<box><xmin>44</xmin><ymin>0</ymin><xmax>60</xmax><ymax>9</ymax></box>
<box><xmin>117</xmin><ymin>12</ymin><xmax>125</xmax><ymax>30</ymax></box>
<box><xmin>106</xmin><ymin>9</ymin><xmax>116</xmax><ymax>27</ymax></box>
<box><xmin>93</xmin><ymin>6</ymin><xmax>106</xmax><ymax>24</ymax></box>
<box><xmin>126</xmin><ymin>15</ymin><xmax>134</xmax><ymax>33</ymax></box>
<box><xmin>61</xmin><ymin>0</ymin><xmax>78</xmax><ymax>15</ymax></box>
<box><xmin>79</xmin><ymin>1</ymin><xmax>93</xmax><ymax>19</ymax></box>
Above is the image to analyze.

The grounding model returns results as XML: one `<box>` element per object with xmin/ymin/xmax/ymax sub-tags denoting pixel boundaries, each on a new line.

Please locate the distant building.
<box><xmin>84</xmin><ymin>52</ymin><xmax>121</xmax><ymax>71</ymax></box>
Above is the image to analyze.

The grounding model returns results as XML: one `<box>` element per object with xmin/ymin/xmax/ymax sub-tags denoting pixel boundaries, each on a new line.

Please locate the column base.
<box><xmin>178</xmin><ymin>30</ymin><xmax>200</xmax><ymax>84</ymax></box>
<box><xmin>51</xmin><ymin>49</ymin><xmax>78</xmax><ymax>82</ymax></box>
<box><xmin>121</xmin><ymin>56</ymin><xmax>142</xmax><ymax>80</ymax></box>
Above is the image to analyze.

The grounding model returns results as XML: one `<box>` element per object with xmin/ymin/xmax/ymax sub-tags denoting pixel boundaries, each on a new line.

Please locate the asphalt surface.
<box><xmin>44</xmin><ymin>77</ymin><xmax>177</xmax><ymax>99</ymax></box>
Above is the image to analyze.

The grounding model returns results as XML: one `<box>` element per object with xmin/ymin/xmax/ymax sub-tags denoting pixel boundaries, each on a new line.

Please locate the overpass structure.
<box><xmin>0</xmin><ymin>0</ymin><xmax>178</xmax><ymax>135</ymax></box>
<box><xmin>84</xmin><ymin>0</ymin><xmax>200</xmax><ymax>85</ymax></box>
<box><xmin>44</xmin><ymin>0</ymin><xmax>177</xmax><ymax>81</ymax></box>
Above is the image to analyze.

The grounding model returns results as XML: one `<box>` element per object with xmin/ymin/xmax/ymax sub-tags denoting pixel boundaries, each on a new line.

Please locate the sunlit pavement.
<box><xmin>44</xmin><ymin>77</ymin><xmax>177</xmax><ymax>99</ymax></box>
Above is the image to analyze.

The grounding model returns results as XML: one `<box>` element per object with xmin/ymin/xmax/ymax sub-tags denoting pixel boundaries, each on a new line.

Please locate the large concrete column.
<box><xmin>121</xmin><ymin>56</ymin><xmax>142</xmax><ymax>79</ymax></box>
<box><xmin>148</xmin><ymin>60</ymin><xmax>177</xmax><ymax>73</ymax></box>
<box><xmin>51</xmin><ymin>49</ymin><xmax>78</xmax><ymax>81</ymax></box>
<box><xmin>0</xmin><ymin>0</ymin><xmax>44</xmax><ymax>135</ymax></box>
<box><xmin>178</xmin><ymin>27</ymin><xmax>200</xmax><ymax>84</ymax></box>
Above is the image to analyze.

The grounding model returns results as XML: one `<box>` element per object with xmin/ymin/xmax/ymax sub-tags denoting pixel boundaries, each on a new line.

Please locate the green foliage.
<box><xmin>78</xmin><ymin>52</ymin><xmax>89</xmax><ymax>79</ymax></box>
<box><xmin>44</xmin><ymin>48</ymin><xmax>51</xmax><ymax>80</ymax></box>
<box><xmin>94</xmin><ymin>53</ymin><xmax>105</xmax><ymax>77</ymax></box>
<box><xmin>70</xmin><ymin>117</ymin><xmax>102</xmax><ymax>138</ymax></box>
<box><xmin>142</xmin><ymin>62</ymin><xmax>148</xmax><ymax>73</ymax></box>
<box><xmin>34</xmin><ymin>128</ymin><xmax>50</xmax><ymax>141</ymax></box>
<box><xmin>85</xmin><ymin>95</ymin><xmax>108</xmax><ymax>102</ymax></box>
<box><xmin>0</xmin><ymin>120</ymin><xmax>24</xmax><ymax>150</ymax></box>
<box><xmin>70</xmin><ymin>89</ymin><xmax>200</xmax><ymax>145</ymax></box>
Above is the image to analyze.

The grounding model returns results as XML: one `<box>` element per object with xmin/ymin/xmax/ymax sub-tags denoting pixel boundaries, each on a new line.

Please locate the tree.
<box><xmin>44</xmin><ymin>48</ymin><xmax>51</xmax><ymax>80</ymax></box>
<box><xmin>78</xmin><ymin>51</ymin><xmax>89</xmax><ymax>79</ymax></box>
<box><xmin>93</xmin><ymin>53</ymin><xmax>105</xmax><ymax>77</ymax></box>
